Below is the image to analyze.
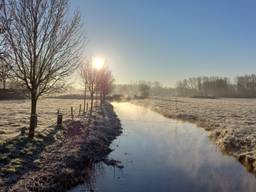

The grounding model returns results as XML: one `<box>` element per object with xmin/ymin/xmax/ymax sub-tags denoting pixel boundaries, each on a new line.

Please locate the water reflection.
<box><xmin>70</xmin><ymin>102</ymin><xmax>256</xmax><ymax>192</ymax></box>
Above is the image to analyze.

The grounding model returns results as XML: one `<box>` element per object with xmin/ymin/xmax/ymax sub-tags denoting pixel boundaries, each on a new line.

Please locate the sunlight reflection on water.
<box><xmin>69</xmin><ymin>102</ymin><xmax>256</xmax><ymax>192</ymax></box>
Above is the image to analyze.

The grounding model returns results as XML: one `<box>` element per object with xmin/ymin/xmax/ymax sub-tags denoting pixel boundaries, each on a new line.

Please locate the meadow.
<box><xmin>0</xmin><ymin>99</ymin><xmax>85</xmax><ymax>143</ymax></box>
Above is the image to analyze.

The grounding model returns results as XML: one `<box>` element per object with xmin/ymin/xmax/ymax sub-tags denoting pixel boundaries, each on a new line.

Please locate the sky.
<box><xmin>71</xmin><ymin>0</ymin><xmax>256</xmax><ymax>87</ymax></box>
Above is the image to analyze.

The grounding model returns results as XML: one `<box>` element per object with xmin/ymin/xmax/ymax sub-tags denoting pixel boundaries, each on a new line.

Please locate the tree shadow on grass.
<box><xmin>0</xmin><ymin>124</ymin><xmax>63</xmax><ymax>187</ymax></box>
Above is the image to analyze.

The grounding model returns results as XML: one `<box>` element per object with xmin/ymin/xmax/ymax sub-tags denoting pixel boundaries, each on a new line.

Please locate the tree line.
<box><xmin>79</xmin><ymin>60</ymin><xmax>114</xmax><ymax>113</ymax></box>
<box><xmin>176</xmin><ymin>75</ymin><xmax>256</xmax><ymax>98</ymax></box>
<box><xmin>113</xmin><ymin>81</ymin><xmax>174</xmax><ymax>99</ymax></box>
<box><xmin>114</xmin><ymin>75</ymin><xmax>256</xmax><ymax>99</ymax></box>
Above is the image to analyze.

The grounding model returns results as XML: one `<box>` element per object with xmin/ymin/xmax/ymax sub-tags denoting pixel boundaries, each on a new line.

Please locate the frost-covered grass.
<box><xmin>133</xmin><ymin>98</ymin><xmax>256</xmax><ymax>173</ymax></box>
<box><xmin>0</xmin><ymin>98</ymin><xmax>85</xmax><ymax>142</ymax></box>
<box><xmin>0</xmin><ymin>102</ymin><xmax>121</xmax><ymax>191</ymax></box>
<box><xmin>0</xmin><ymin>100</ymin><xmax>121</xmax><ymax>190</ymax></box>
<box><xmin>0</xmin><ymin>99</ymin><xmax>86</xmax><ymax>180</ymax></box>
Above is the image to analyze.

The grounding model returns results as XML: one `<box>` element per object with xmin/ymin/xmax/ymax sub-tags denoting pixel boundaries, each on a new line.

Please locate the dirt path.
<box><xmin>132</xmin><ymin>98</ymin><xmax>256</xmax><ymax>174</ymax></box>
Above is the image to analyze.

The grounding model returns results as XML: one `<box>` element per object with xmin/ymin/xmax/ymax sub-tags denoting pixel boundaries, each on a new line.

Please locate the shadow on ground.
<box><xmin>0</xmin><ymin>124</ymin><xmax>62</xmax><ymax>186</ymax></box>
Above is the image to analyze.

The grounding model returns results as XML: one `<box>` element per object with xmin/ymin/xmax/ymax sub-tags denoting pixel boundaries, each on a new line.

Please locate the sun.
<box><xmin>93</xmin><ymin>57</ymin><xmax>105</xmax><ymax>70</ymax></box>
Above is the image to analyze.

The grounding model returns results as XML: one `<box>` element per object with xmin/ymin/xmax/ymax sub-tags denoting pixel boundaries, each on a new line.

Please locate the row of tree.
<box><xmin>176</xmin><ymin>75</ymin><xmax>256</xmax><ymax>98</ymax></box>
<box><xmin>113</xmin><ymin>81</ymin><xmax>174</xmax><ymax>99</ymax></box>
<box><xmin>79</xmin><ymin>61</ymin><xmax>114</xmax><ymax>112</ymax></box>
<box><xmin>114</xmin><ymin>75</ymin><xmax>256</xmax><ymax>99</ymax></box>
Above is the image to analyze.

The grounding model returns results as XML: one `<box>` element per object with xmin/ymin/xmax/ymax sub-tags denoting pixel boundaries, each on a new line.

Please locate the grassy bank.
<box><xmin>0</xmin><ymin>101</ymin><xmax>121</xmax><ymax>191</ymax></box>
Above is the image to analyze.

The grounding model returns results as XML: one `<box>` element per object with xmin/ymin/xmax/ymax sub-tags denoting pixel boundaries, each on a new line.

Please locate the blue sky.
<box><xmin>71</xmin><ymin>0</ymin><xmax>256</xmax><ymax>86</ymax></box>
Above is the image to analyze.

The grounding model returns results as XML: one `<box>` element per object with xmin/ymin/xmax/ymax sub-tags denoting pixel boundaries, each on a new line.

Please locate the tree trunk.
<box><xmin>3</xmin><ymin>79</ymin><xmax>6</xmax><ymax>89</ymax></box>
<box><xmin>100</xmin><ymin>91</ymin><xmax>103</xmax><ymax>105</ymax></box>
<box><xmin>90</xmin><ymin>92</ymin><xmax>94</xmax><ymax>112</ymax></box>
<box><xmin>83</xmin><ymin>86</ymin><xmax>86</xmax><ymax>113</ymax></box>
<box><xmin>103</xmin><ymin>92</ymin><xmax>106</xmax><ymax>103</ymax></box>
<box><xmin>99</xmin><ymin>91</ymin><xmax>101</xmax><ymax>105</ymax></box>
<box><xmin>29</xmin><ymin>91</ymin><xmax>37</xmax><ymax>139</ymax></box>
<box><xmin>95</xmin><ymin>91</ymin><xmax>97</xmax><ymax>106</ymax></box>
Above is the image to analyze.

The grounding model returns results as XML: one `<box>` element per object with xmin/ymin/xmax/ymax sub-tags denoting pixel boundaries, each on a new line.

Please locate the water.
<box><xmin>70</xmin><ymin>102</ymin><xmax>256</xmax><ymax>192</ymax></box>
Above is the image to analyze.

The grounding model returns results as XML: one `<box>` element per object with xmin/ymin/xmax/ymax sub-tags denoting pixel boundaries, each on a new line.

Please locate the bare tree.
<box><xmin>96</xmin><ymin>66</ymin><xmax>114</xmax><ymax>104</ymax></box>
<box><xmin>82</xmin><ymin>61</ymin><xmax>97</xmax><ymax>112</ymax></box>
<box><xmin>0</xmin><ymin>3</ymin><xmax>9</xmax><ymax>90</ymax></box>
<box><xmin>138</xmin><ymin>83</ymin><xmax>150</xmax><ymax>98</ymax></box>
<box><xmin>79</xmin><ymin>61</ymin><xmax>89</xmax><ymax>113</ymax></box>
<box><xmin>0</xmin><ymin>2</ymin><xmax>8</xmax><ymax>89</ymax></box>
<box><xmin>0</xmin><ymin>2</ymin><xmax>6</xmax><ymax>63</ymax></box>
<box><xmin>236</xmin><ymin>74</ymin><xmax>256</xmax><ymax>97</ymax></box>
<box><xmin>0</xmin><ymin>0</ymin><xmax>83</xmax><ymax>138</ymax></box>
<box><xmin>101</xmin><ymin>70</ymin><xmax>114</xmax><ymax>103</ymax></box>
<box><xmin>176</xmin><ymin>76</ymin><xmax>234</xmax><ymax>97</ymax></box>
<box><xmin>0</xmin><ymin>32</ymin><xmax>4</xmax><ymax>61</ymax></box>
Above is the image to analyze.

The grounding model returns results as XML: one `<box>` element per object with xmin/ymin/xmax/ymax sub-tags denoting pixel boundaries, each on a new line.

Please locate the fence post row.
<box><xmin>57</xmin><ymin>104</ymin><xmax>86</xmax><ymax>125</ymax></box>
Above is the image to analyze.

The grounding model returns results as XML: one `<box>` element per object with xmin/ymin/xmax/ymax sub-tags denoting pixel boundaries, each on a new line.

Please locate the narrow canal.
<box><xmin>70</xmin><ymin>102</ymin><xmax>256</xmax><ymax>192</ymax></box>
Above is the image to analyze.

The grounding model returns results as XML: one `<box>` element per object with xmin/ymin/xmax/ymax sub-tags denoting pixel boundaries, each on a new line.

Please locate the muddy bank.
<box><xmin>0</xmin><ymin>103</ymin><xmax>121</xmax><ymax>191</ymax></box>
<box><xmin>132</xmin><ymin>98</ymin><xmax>256</xmax><ymax>174</ymax></box>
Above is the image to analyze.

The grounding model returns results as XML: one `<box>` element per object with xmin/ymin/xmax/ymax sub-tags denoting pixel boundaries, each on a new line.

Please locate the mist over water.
<box><xmin>71</xmin><ymin>102</ymin><xmax>256</xmax><ymax>192</ymax></box>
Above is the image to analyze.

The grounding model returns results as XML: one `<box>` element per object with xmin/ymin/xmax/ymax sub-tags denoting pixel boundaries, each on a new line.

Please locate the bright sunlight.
<box><xmin>92</xmin><ymin>57</ymin><xmax>105</xmax><ymax>70</ymax></box>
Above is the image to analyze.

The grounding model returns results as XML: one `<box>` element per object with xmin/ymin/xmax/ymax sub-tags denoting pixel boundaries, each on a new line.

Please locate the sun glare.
<box><xmin>93</xmin><ymin>57</ymin><xmax>105</xmax><ymax>70</ymax></box>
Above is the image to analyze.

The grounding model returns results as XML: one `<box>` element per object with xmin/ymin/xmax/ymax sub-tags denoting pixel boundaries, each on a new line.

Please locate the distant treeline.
<box><xmin>113</xmin><ymin>81</ymin><xmax>174</xmax><ymax>99</ymax></box>
<box><xmin>114</xmin><ymin>74</ymin><xmax>256</xmax><ymax>99</ymax></box>
<box><xmin>176</xmin><ymin>74</ymin><xmax>256</xmax><ymax>98</ymax></box>
<box><xmin>0</xmin><ymin>89</ymin><xmax>27</xmax><ymax>100</ymax></box>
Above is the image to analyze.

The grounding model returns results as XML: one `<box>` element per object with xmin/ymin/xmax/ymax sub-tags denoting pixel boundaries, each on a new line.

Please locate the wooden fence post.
<box><xmin>71</xmin><ymin>106</ymin><xmax>74</xmax><ymax>120</ymax></box>
<box><xmin>86</xmin><ymin>103</ymin><xmax>88</xmax><ymax>112</ymax></box>
<box><xmin>175</xmin><ymin>97</ymin><xmax>178</xmax><ymax>112</ymax></box>
<box><xmin>78</xmin><ymin>104</ymin><xmax>81</xmax><ymax>117</ymax></box>
<box><xmin>57</xmin><ymin>109</ymin><xmax>63</xmax><ymax>127</ymax></box>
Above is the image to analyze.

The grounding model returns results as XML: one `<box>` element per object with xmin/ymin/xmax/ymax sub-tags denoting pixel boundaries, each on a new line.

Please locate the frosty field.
<box><xmin>0</xmin><ymin>99</ymin><xmax>121</xmax><ymax>191</ymax></box>
<box><xmin>0</xmin><ymin>99</ymin><xmax>85</xmax><ymax>142</ymax></box>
